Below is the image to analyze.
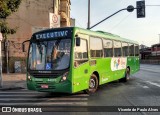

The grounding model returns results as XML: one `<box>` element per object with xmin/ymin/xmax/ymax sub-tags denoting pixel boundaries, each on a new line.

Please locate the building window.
<box><xmin>103</xmin><ymin>39</ymin><xmax>113</xmax><ymax>57</ymax></box>
<box><xmin>114</xmin><ymin>41</ymin><xmax>122</xmax><ymax>57</ymax></box>
<box><xmin>122</xmin><ymin>42</ymin><xmax>129</xmax><ymax>56</ymax></box>
<box><xmin>90</xmin><ymin>37</ymin><xmax>103</xmax><ymax>58</ymax></box>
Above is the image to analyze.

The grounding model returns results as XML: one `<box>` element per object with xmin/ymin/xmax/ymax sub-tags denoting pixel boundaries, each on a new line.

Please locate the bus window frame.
<box><xmin>74</xmin><ymin>34</ymin><xmax>89</xmax><ymax>68</ymax></box>
<box><xmin>129</xmin><ymin>43</ymin><xmax>134</xmax><ymax>56</ymax></box>
<box><xmin>134</xmin><ymin>44</ymin><xmax>139</xmax><ymax>56</ymax></box>
<box><xmin>113</xmin><ymin>40</ymin><xmax>122</xmax><ymax>57</ymax></box>
<box><xmin>102</xmin><ymin>38</ymin><xmax>114</xmax><ymax>58</ymax></box>
<box><xmin>89</xmin><ymin>36</ymin><xmax>104</xmax><ymax>59</ymax></box>
<box><xmin>122</xmin><ymin>42</ymin><xmax>129</xmax><ymax>57</ymax></box>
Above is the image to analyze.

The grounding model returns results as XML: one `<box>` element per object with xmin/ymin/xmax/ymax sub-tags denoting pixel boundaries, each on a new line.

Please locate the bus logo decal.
<box><xmin>111</xmin><ymin>57</ymin><xmax>127</xmax><ymax>71</ymax></box>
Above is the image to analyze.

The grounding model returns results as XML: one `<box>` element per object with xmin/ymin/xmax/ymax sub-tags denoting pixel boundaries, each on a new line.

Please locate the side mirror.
<box><xmin>76</xmin><ymin>37</ymin><xmax>81</xmax><ymax>46</ymax></box>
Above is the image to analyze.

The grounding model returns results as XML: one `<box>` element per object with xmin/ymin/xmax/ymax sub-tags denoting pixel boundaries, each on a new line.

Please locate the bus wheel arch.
<box><xmin>126</xmin><ymin>66</ymin><xmax>130</xmax><ymax>81</ymax></box>
<box><xmin>93</xmin><ymin>71</ymin><xmax>99</xmax><ymax>85</ymax></box>
<box><xmin>127</xmin><ymin>66</ymin><xmax>130</xmax><ymax>73</ymax></box>
<box><xmin>119</xmin><ymin>66</ymin><xmax>130</xmax><ymax>82</ymax></box>
<box><xmin>85</xmin><ymin>71</ymin><xmax>99</xmax><ymax>94</ymax></box>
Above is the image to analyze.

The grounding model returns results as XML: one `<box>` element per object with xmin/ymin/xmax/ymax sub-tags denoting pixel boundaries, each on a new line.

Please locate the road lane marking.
<box><xmin>146</xmin><ymin>81</ymin><xmax>160</xmax><ymax>88</ymax></box>
<box><xmin>0</xmin><ymin>98</ymin><xmax>88</xmax><ymax>101</ymax></box>
<box><xmin>140</xmin><ymin>67</ymin><xmax>160</xmax><ymax>71</ymax></box>
<box><xmin>0</xmin><ymin>102</ymin><xmax>88</xmax><ymax>106</ymax></box>
<box><xmin>0</xmin><ymin>91</ymin><xmax>89</xmax><ymax>107</ymax></box>
<box><xmin>0</xmin><ymin>91</ymin><xmax>45</xmax><ymax>94</ymax></box>
<box><xmin>140</xmin><ymin>68</ymin><xmax>160</xmax><ymax>73</ymax></box>
<box><xmin>0</xmin><ymin>95</ymin><xmax>42</xmax><ymax>97</ymax></box>
<box><xmin>0</xmin><ymin>92</ymin><xmax>89</xmax><ymax>96</ymax></box>
<box><xmin>72</xmin><ymin>94</ymin><xmax>89</xmax><ymax>97</ymax></box>
<box><xmin>142</xmin><ymin>86</ymin><xmax>149</xmax><ymax>89</ymax></box>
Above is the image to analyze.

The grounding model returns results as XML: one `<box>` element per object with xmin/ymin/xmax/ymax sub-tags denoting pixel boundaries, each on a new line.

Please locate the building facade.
<box><xmin>60</xmin><ymin>0</ymin><xmax>71</xmax><ymax>27</ymax></box>
<box><xmin>151</xmin><ymin>43</ymin><xmax>160</xmax><ymax>56</ymax></box>
<box><xmin>140</xmin><ymin>43</ymin><xmax>160</xmax><ymax>65</ymax></box>
<box><xmin>2</xmin><ymin>0</ymin><xmax>71</xmax><ymax>73</ymax></box>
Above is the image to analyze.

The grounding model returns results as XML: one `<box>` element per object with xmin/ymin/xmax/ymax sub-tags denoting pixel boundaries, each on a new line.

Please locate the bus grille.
<box><xmin>32</xmin><ymin>74</ymin><xmax>60</xmax><ymax>78</ymax></box>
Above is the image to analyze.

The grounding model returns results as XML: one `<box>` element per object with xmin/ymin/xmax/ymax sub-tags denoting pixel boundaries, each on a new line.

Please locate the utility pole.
<box><xmin>5</xmin><ymin>39</ymin><xmax>9</xmax><ymax>74</ymax></box>
<box><xmin>87</xmin><ymin>0</ymin><xmax>90</xmax><ymax>29</ymax></box>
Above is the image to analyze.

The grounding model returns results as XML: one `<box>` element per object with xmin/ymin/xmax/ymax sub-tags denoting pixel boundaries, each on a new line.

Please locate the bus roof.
<box><xmin>32</xmin><ymin>27</ymin><xmax>139</xmax><ymax>45</ymax></box>
<box><xmin>74</xmin><ymin>27</ymin><xmax>139</xmax><ymax>45</ymax></box>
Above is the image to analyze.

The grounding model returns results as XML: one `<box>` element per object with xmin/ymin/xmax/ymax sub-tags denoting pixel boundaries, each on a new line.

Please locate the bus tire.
<box><xmin>85</xmin><ymin>74</ymin><xmax>98</xmax><ymax>94</ymax></box>
<box><xmin>120</xmin><ymin>67</ymin><xmax>130</xmax><ymax>82</ymax></box>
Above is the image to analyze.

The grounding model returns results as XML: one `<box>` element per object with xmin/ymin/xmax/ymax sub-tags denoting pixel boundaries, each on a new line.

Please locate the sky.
<box><xmin>70</xmin><ymin>0</ymin><xmax>160</xmax><ymax>47</ymax></box>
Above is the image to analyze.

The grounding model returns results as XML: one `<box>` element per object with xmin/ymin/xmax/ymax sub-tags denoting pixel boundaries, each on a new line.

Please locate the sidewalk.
<box><xmin>0</xmin><ymin>73</ymin><xmax>26</xmax><ymax>90</ymax></box>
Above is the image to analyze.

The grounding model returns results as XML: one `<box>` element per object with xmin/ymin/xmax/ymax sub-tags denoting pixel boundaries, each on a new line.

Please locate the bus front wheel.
<box><xmin>85</xmin><ymin>74</ymin><xmax>98</xmax><ymax>94</ymax></box>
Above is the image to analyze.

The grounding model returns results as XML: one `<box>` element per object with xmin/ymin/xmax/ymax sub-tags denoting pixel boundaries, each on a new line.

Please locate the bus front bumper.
<box><xmin>27</xmin><ymin>80</ymin><xmax>72</xmax><ymax>93</ymax></box>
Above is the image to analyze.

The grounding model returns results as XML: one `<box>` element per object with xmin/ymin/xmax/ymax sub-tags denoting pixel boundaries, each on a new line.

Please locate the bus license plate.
<box><xmin>41</xmin><ymin>84</ymin><xmax>48</xmax><ymax>89</ymax></box>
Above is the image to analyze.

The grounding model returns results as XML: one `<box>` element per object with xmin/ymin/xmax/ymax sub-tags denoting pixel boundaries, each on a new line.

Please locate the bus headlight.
<box><xmin>27</xmin><ymin>75</ymin><xmax>32</xmax><ymax>81</ymax></box>
<box><xmin>60</xmin><ymin>72</ymin><xmax>69</xmax><ymax>82</ymax></box>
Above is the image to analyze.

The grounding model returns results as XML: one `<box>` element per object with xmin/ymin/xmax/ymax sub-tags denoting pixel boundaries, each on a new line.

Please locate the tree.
<box><xmin>0</xmin><ymin>0</ymin><xmax>22</xmax><ymax>38</ymax></box>
<box><xmin>0</xmin><ymin>0</ymin><xmax>22</xmax><ymax>73</ymax></box>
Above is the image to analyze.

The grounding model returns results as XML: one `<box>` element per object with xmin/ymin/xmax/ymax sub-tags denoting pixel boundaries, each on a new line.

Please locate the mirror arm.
<box><xmin>22</xmin><ymin>40</ymin><xmax>30</xmax><ymax>45</ymax></box>
<box><xmin>22</xmin><ymin>40</ymin><xmax>30</xmax><ymax>52</ymax></box>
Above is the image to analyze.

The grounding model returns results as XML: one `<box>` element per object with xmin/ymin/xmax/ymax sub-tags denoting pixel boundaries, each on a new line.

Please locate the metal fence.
<box><xmin>140</xmin><ymin>60</ymin><xmax>160</xmax><ymax>65</ymax></box>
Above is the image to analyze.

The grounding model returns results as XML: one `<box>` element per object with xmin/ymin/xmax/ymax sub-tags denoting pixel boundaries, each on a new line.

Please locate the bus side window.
<box><xmin>103</xmin><ymin>39</ymin><xmax>113</xmax><ymax>57</ymax></box>
<box><xmin>122</xmin><ymin>42</ymin><xmax>129</xmax><ymax>57</ymax></box>
<box><xmin>90</xmin><ymin>37</ymin><xmax>103</xmax><ymax>58</ymax></box>
<box><xmin>74</xmin><ymin>38</ymin><xmax>88</xmax><ymax>67</ymax></box>
<box><xmin>114</xmin><ymin>41</ymin><xmax>122</xmax><ymax>57</ymax></box>
<box><xmin>135</xmin><ymin>44</ymin><xmax>139</xmax><ymax>56</ymax></box>
<box><xmin>129</xmin><ymin>44</ymin><xmax>134</xmax><ymax>56</ymax></box>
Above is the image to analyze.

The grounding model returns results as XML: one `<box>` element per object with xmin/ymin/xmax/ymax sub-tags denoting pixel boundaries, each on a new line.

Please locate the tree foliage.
<box><xmin>0</xmin><ymin>0</ymin><xmax>22</xmax><ymax>38</ymax></box>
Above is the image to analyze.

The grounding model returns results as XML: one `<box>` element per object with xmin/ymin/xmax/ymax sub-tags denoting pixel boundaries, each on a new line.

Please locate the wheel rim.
<box><xmin>89</xmin><ymin>78</ymin><xmax>95</xmax><ymax>89</ymax></box>
<box><xmin>126</xmin><ymin>73</ymin><xmax>129</xmax><ymax>80</ymax></box>
<box><xmin>126</xmin><ymin>68</ymin><xmax>130</xmax><ymax>80</ymax></box>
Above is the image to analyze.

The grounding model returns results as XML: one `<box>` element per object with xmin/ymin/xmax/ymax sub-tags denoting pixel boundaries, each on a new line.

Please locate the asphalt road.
<box><xmin>0</xmin><ymin>64</ymin><xmax>160</xmax><ymax>115</ymax></box>
<box><xmin>88</xmin><ymin>64</ymin><xmax>160</xmax><ymax>106</ymax></box>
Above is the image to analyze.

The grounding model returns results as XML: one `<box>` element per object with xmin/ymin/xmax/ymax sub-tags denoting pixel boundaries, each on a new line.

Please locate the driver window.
<box><xmin>74</xmin><ymin>39</ymin><xmax>88</xmax><ymax>67</ymax></box>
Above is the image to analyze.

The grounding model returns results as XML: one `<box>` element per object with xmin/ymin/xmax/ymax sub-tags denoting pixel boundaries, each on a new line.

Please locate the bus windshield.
<box><xmin>28</xmin><ymin>39</ymin><xmax>71</xmax><ymax>70</ymax></box>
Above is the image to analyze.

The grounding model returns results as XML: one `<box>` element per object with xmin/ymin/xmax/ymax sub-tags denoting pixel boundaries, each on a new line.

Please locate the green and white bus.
<box><xmin>23</xmin><ymin>27</ymin><xmax>139</xmax><ymax>93</ymax></box>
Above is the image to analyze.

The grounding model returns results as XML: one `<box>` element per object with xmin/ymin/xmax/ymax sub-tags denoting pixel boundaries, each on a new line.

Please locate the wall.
<box><xmin>3</xmin><ymin>0</ymin><xmax>55</xmax><ymax>72</ymax></box>
<box><xmin>2</xmin><ymin>0</ymin><xmax>71</xmax><ymax>73</ymax></box>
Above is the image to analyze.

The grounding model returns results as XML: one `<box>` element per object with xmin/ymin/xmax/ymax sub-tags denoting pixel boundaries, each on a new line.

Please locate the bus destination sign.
<box><xmin>35</xmin><ymin>30</ymin><xmax>69</xmax><ymax>40</ymax></box>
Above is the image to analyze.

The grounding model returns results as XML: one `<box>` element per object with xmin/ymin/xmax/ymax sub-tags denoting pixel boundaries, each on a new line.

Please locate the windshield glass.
<box><xmin>28</xmin><ymin>39</ymin><xmax>71</xmax><ymax>70</ymax></box>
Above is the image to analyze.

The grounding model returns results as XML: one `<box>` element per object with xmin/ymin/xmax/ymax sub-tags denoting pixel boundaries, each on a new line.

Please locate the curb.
<box><xmin>0</xmin><ymin>86</ymin><xmax>25</xmax><ymax>91</ymax></box>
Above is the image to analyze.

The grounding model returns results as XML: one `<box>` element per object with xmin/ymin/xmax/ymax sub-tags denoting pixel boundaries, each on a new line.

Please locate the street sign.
<box><xmin>49</xmin><ymin>13</ymin><xmax>60</xmax><ymax>28</ymax></box>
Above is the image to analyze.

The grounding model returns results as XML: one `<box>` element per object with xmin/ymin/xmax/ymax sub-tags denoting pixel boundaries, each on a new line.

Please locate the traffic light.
<box><xmin>136</xmin><ymin>1</ymin><xmax>145</xmax><ymax>18</ymax></box>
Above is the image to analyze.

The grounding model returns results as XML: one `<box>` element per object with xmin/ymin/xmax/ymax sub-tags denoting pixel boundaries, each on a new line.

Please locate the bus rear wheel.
<box><xmin>85</xmin><ymin>74</ymin><xmax>98</xmax><ymax>94</ymax></box>
<box><xmin>125</xmin><ymin>68</ymin><xmax>130</xmax><ymax>81</ymax></box>
<box><xmin>120</xmin><ymin>67</ymin><xmax>130</xmax><ymax>82</ymax></box>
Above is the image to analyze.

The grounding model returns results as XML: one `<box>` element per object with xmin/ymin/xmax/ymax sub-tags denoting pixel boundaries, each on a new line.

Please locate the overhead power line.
<box><xmin>108</xmin><ymin>13</ymin><xmax>131</xmax><ymax>32</ymax></box>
